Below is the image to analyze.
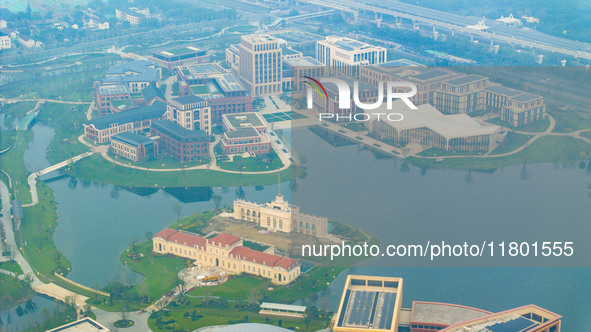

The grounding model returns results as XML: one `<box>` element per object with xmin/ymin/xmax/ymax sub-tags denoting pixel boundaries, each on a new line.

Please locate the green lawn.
<box><xmin>169</xmin><ymin>211</ymin><xmax>216</xmax><ymax>235</ymax></box>
<box><xmin>489</xmin><ymin>132</ymin><xmax>533</xmax><ymax>155</ymax></box>
<box><xmin>149</xmin><ymin>300</ymin><xmax>330</xmax><ymax>332</ymax></box>
<box><xmin>21</xmin><ymin>182</ymin><xmax>73</xmax><ymax>278</ymax></box>
<box><xmin>0</xmin><ymin>131</ymin><xmax>33</xmax><ymax>203</ymax></box>
<box><xmin>0</xmin><ymin>130</ymin><xmax>17</xmax><ymax>151</ymax></box>
<box><xmin>121</xmin><ymin>241</ymin><xmax>187</xmax><ymax>300</ymax></box>
<box><xmin>486</xmin><ymin>117</ymin><xmax>550</xmax><ymax>133</ymax></box>
<box><xmin>417</xmin><ymin>148</ymin><xmax>484</xmax><ymax>157</ymax></box>
<box><xmin>187</xmin><ymin>266</ymin><xmax>345</xmax><ymax>305</ymax></box>
<box><xmin>37</xmin><ymin>102</ymin><xmax>89</xmax><ymax>164</ymax></box>
<box><xmin>0</xmin><ymin>260</ymin><xmax>23</xmax><ymax>274</ymax></box>
<box><xmin>109</xmin><ymin>153</ymin><xmax>209</xmax><ymax>170</ymax></box>
<box><xmin>217</xmin><ymin>151</ymin><xmax>283</xmax><ymax>172</ymax></box>
<box><xmin>67</xmin><ymin>155</ymin><xmax>300</xmax><ymax>187</ymax></box>
<box><xmin>190</xmin><ymin>85</ymin><xmax>209</xmax><ymax>95</ymax></box>
<box><xmin>2</xmin><ymin>101</ymin><xmax>37</xmax><ymax>120</ymax></box>
<box><xmin>0</xmin><ymin>54</ymin><xmax>119</xmax><ymax>101</ymax></box>
<box><xmin>187</xmin><ymin>277</ymin><xmax>267</xmax><ymax>300</ymax></box>
<box><xmin>0</xmin><ymin>273</ymin><xmax>34</xmax><ymax>311</ymax></box>
<box><xmin>227</xmin><ymin>25</ymin><xmax>257</xmax><ymax>33</ymax></box>
<box><xmin>409</xmin><ymin>136</ymin><xmax>591</xmax><ymax>170</ymax></box>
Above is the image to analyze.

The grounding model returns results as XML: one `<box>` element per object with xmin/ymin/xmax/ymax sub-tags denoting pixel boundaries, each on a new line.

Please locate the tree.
<box><xmin>212</xmin><ymin>195</ymin><xmax>222</xmax><ymax>212</ymax></box>
<box><xmin>145</xmin><ymin>231</ymin><xmax>153</xmax><ymax>242</ymax></box>
<box><xmin>26</xmin><ymin>2</ymin><xmax>32</xmax><ymax>20</ymax></box>
<box><xmin>172</xmin><ymin>202</ymin><xmax>183</xmax><ymax>220</ymax></box>
<box><xmin>247</xmin><ymin>288</ymin><xmax>260</xmax><ymax>305</ymax></box>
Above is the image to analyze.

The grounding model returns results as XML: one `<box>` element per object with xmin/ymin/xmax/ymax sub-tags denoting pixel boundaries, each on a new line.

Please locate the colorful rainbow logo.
<box><xmin>304</xmin><ymin>76</ymin><xmax>328</xmax><ymax>99</ymax></box>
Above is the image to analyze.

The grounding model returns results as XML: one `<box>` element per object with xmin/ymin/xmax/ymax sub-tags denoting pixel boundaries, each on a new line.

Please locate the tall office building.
<box><xmin>238</xmin><ymin>34</ymin><xmax>283</xmax><ymax>96</ymax></box>
<box><xmin>316</xmin><ymin>36</ymin><xmax>387</xmax><ymax>76</ymax></box>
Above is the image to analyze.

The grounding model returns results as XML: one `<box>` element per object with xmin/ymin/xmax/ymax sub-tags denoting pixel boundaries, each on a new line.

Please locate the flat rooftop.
<box><xmin>411</xmin><ymin>68</ymin><xmax>457</xmax><ymax>82</ymax></box>
<box><xmin>159</xmin><ymin>46</ymin><xmax>202</xmax><ymax>56</ymax></box>
<box><xmin>180</xmin><ymin>63</ymin><xmax>223</xmax><ymax>79</ymax></box>
<box><xmin>47</xmin><ymin>317</ymin><xmax>108</xmax><ymax>332</ymax></box>
<box><xmin>335</xmin><ymin>275</ymin><xmax>403</xmax><ymax>331</ymax></box>
<box><xmin>444</xmin><ymin>74</ymin><xmax>488</xmax><ymax>86</ymax></box>
<box><xmin>411</xmin><ymin>302</ymin><xmax>491</xmax><ymax>326</ymax></box>
<box><xmin>378</xmin><ymin>59</ymin><xmax>424</xmax><ymax>67</ymax></box>
<box><xmin>215</xmin><ymin>73</ymin><xmax>247</xmax><ymax>93</ymax></box>
<box><xmin>284</xmin><ymin>56</ymin><xmax>323</xmax><ymax>67</ymax></box>
<box><xmin>86</xmin><ymin>100</ymin><xmax>166</xmax><ymax>130</ymax></box>
<box><xmin>321</xmin><ymin>36</ymin><xmax>383</xmax><ymax>52</ymax></box>
<box><xmin>484</xmin><ymin>85</ymin><xmax>523</xmax><ymax>97</ymax></box>
<box><xmin>510</xmin><ymin>92</ymin><xmax>542</xmax><ymax>102</ymax></box>
<box><xmin>151</xmin><ymin>119</ymin><xmax>209</xmax><ymax>142</ymax></box>
<box><xmin>97</xmin><ymin>83</ymin><xmax>130</xmax><ymax>96</ymax></box>
<box><xmin>225</xmin><ymin>126</ymin><xmax>261</xmax><ymax>139</ymax></box>
<box><xmin>111</xmin><ymin>131</ymin><xmax>153</xmax><ymax>147</ymax></box>
<box><xmin>224</xmin><ymin>112</ymin><xmax>264</xmax><ymax>129</ymax></box>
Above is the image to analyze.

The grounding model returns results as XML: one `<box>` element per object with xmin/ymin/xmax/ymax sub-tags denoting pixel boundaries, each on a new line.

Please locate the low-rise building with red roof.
<box><xmin>152</xmin><ymin>229</ymin><xmax>300</xmax><ymax>285</ymax></box>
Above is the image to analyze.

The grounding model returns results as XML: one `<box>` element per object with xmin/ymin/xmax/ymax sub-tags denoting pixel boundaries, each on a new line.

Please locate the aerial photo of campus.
<box><xmin>1</xmin><ymin>0</ymin><xmax>591</xmax><ymax>331</ymax></box>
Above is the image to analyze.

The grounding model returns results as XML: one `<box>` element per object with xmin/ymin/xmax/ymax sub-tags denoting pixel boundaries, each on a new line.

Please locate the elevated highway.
<box><xmin>299</xmin><ymin>0</ymin><xmax>591</xmax><ymax>61</ymax></box>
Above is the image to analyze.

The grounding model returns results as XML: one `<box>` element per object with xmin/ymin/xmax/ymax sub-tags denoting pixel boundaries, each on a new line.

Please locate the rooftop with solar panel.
<box><xmin>441</xmin><ymin>304</ymin><xmax>562</xmax><ymax>332</ymax></box>
<box><xmin>334</xmin><ymin>275</ymin><xmax>404</xmax><ymax>332</ymax></box>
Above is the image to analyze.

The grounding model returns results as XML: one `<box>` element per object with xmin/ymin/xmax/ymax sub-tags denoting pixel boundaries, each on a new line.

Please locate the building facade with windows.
<box><xmin>83</xmin><ymin>101</ymin><xmax>167</xmax><ymax>143</ymax></box>
<box><xmin>103</xmin><ymin>60</ymin><xmax>161</xmax><ymax>93</ymax></box>
<box><xmin>368</xmin><ymin>101</ymin><xmax>505</xmax><ymax>153</ymax></box>
<box><xmin>238</xmin><ymin>34</ymin><xmax>283</xmax><ymax>96</ymax></box>
<box><xmin>110</xmin><ymin>131</ymin><xmax>155</xmax><ymax>162</ymax></box>
<box><xmin>0</xmin><ymin>32</ymin><xmax>11</xmax><ymax>50</ymax></box>
<box><xmin>153</xmin><ymin>229</ymin><xmax>300</xmax><ymax>285</ymax></box>
<box><xmin>166</xmin><ymin>95</ymin><xmax>212</xmax><ymax>135</ymax></box>
<box><xmin>233</xmin><ymin>191</ymin><xmax>328</xmax><ymax>238</ymax></box>
<box><xmin>148</xmin><ymin>46</ymin><xmax>211</xmax><ymax>73</ymax></box>
<box><xmin>150</xmin><ymin>119</ymin><xmax>210</xmax><ymax>162</ymax></box>
<box><xmin>177</xmin><ymin>64</ymin><xmax>252</xmax><ymax>125</ymax></box>
<box><xmin>316</xmin><ymin>36</ymin><xmax>387</xmax><ymax>76</ymax></box>
<box><xmin>93</xmin><ymin>82</ymin><xmax>132</xmax><ymax>116</ymax></box>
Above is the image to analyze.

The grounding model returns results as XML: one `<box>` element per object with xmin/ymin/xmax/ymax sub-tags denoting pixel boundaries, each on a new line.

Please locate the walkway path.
<box><xmin>77</xmin><ymin>135</ymin><xmax>292</xmax><ymax>175</ymax></box>
<box><xmin>0</xmin><ymin>180</ymin><xmax>42</xmax><ymax>287</ymax></box>
<box><xmin>23</xmin><ymin>151</ymin><xmax>94</xmax><ymax>207</ymax></box>
<box><xmin>1</xmin><ymin>98</ymin><xmax>91</xmax><ymax>105</ymax></box>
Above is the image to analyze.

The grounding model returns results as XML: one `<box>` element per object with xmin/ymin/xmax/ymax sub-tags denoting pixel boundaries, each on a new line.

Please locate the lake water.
<box><xmin>23</xmin><ymin>123</ymin><xmax>591</xmax><ymax>330</ymax></box>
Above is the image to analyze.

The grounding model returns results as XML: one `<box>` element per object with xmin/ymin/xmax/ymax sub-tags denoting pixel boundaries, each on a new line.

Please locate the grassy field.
<box><xmin>217</xmin><ymin>152</ymin><xmax>284</xmax><ymax>172</ymax></box>
<box><xmin>110</xmin><ymin>153</ymin><xmax>209</xmax><ymax>170</ymax></box>
<box><xmin>417</xmin><ymin>148</ymin><xmax>484</xmax><ymax>157</ymax></box>
<box><xmin>0</xmin><ymin>260</ymin><xmax>24</xmax><ymax>274</ymax></box>
<box><xmin>0</xmin><ymin>273</ymin><xmax>34</xmax><ymax>311</ymax></box>
<box><xmin>0</xmin><ymin>130</ymin><xmax>17</xmax><ymax>151</ymax></box>
<box><xmin>148</xmin><ymin>298</ymin><xmax>331</xmax><ymax>331</ymax></box>
<box><xmin>67</xmin><ymin>155</ymin><xmax>300</xmax><ymax>187</ymax></box>
<box><xmin>37</xmin><ymin>103</ymin><xmax>89</xmax><ymax>164</ymax></box>
<box><xmin>409</xmin><ymin>136</ymin><xmax>591</xmax><ymax>170</ymax></box>
<box><xmin>0</xmin><ymin>131</ymin><xmax>33</xmax><ymax>203</ymax></box>
<box><xmin>489</xmin><ymin>132</ymin><xmax>533</xmax><ymax>155</ymax></box>
<box><xmin>0</xmin><ymin>54</ymin><xmax>120</xmax><ymax>102</ymax></box>
<box><xmin>486</xmin><ymin>117</ymin><xmax>550</xmax><ymax>133</ymax></box>
<box><xmin>2</xmin><ymin>101</ymin><xmax>38</xmax><ymax>120</ymax></box>
<box><xmin>121</xmin><ymin>241</ymin><xmax>187</xmax><ymax>301</ymax></box>
<box><xmin>21</xmin><ymin>182</ymin><xmax>73</xmax><ymax>278</ymax></box>
<box><xmin>187</xmin><ymin>266</ymin><xmax>345</xmax><ymax>305</ymax></box>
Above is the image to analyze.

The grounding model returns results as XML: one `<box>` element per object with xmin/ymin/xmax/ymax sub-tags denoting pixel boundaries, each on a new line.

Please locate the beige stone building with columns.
<box><xmin>153</xmin><ymin>229</ymin><xmax>300</xmax><ymax>285</ymax></box>
<box><xmin>233</xmin><ymin>190</ymin><xmax>328</xmax><ymax>238</ymax></box>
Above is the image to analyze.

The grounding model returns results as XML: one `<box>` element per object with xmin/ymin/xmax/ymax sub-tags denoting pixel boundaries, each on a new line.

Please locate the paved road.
<box><xmin>0</xmin><ymin>180</ymin><xmax>42</xmax><ymax>287</ymax></box>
